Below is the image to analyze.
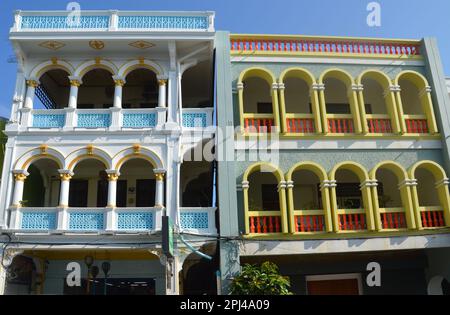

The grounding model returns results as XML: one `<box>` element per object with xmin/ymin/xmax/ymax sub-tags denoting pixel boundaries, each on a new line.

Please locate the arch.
<box><xmin>370</xmin><ymin>161</ymin><xmax>408</xmax><ymax>181</ymax></box>
<box><xmin>318</xmin><ymin>68</ymin><xmax>355</xmax><ymax>86</ymax></box>
<box><xmin>409</xmin><ymin>160</ymin><xmax>447</xmax><ymax>181</ymax></box>
<box><xmin>238</xmin><ymin>67</ymin><xmax>277</xmax><ymax>85</ymax></box>
<box><xmin>15</xmin><ymin>147</ymin><xmax>65</xmax><ymax>171</ymax></box>
<box><xmin>113</xmin><ymin>147</ymin><xmax>164</xmax><ymax>171</ymax></box>
<box><xmin>394</xmin><ymin>70</ymin><xmax>430</xmax><ymax>89</ymax></box>
<box><xmin>118</xmin><ymin>59</ymin><xmax>165</xmax><ymax>78</ymax></box>
<box><xmin>357</xmin><ymin>69</ymin><xmax>392</xmax><ymax>87</ymax></box>
<box><xmin>66</xmin><ymin>147</ymin><xmax>112</xmax><ymax>171</ymax></box>
<box><xmin>286</xmin><ymin>161</ymin><xmax>328</xmax><ymax>182</ymax></box>
<box><xmin>279</xmin><ymin>67</ymin><xmax>316</xmax><ymax>85</ymax></box>
<box><xmin>243</xmin><ymin>162</ymin><xmax>284</xmax><ymax>182</ymax></box>
<box><xmin>74</xmin><ymin>59</ymin><xmax>118</xmax><ymax>78</ymax></box>
<box><xmin>29</xmin><ymin>59</ymin><xmax>75</xmax><ymax>79</ymax></box>
<box><xmin>329</xmin><ymin>161</ymin><xmax>369</xmax><ymax>181</ymax></box>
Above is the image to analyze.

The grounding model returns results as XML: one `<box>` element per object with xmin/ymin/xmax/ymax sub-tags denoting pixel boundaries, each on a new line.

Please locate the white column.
<box><xmin>68</xmin><ymin>77</ymin><xmax>82</xmax><ymax>109</ymax></box>
<box><xmin>24</xmin><ymin>79</ymin><xmax>39</xmax><ymax>109</ymax></box>
<box><xmin>112</xmin><ymin>76</ymin><xmax>125</xmax><ymax>109</ymax></box>
<box><xmin>11</xmin><ymin>170</ymin><xmax>28</xmax><ymax>207</ymax></box>
<box><xmin>154</xmin><ymin>169</ymin><xmax>166</xmax><ymax>208</ymax></box>
<box><xmin>158</xmin><ymin>78</ymin><xmax>167</xmax><ymax>108</ymax></box>
<box><xmin>58</xmin><ymin>170</ymin><xmax>73</xmax><ymax>207</ymax></box>
<box><xmin>106</xmin><ymin>170</ymin><xmax>120</xmax><ymax>207</ymax></box>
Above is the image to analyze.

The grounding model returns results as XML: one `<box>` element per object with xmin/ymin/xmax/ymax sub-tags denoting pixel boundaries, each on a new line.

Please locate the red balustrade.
<box><xmin>421</xmin><ymin>210</ymin><xmax>445</xmax><ymax>228</ymax></box>
<box><xmin>249</xmin><ymin>216</ymin><xmax>282</xmax><ymax>234</ymax></box>
<box><xmin>244</xmin><ymin>118</ymin><xmax>274</xmax><ymax>133</ymax></box>
<box><xmin>405</xmin><ymin>119</ymin><xmax>429</xmax><ymax>133</ymax></box>
<box><xmin>367</xmin><ymin>119</ymin><xmax>393</xmax><ymax>133</ymax></box>
<box><xmin>295</xmin><ymin>215</ymin><xmax>325</xmax><ymax>232</ymax></box>
<box><xmin>286</xmin><ymin>118</ymin><xmax>315</xmax><ymax>133</ymax></box>
<box><xmin>339</xmin><ymin>213</ymin><xmax>366</xmax><ymax>231</ymax></box>
<box><xmin>328</xmin><ymin>118</ymin><xmax>354</xmax><ymax>133</ymax></box>
<box><xmin>231</xmin><ymin>38</ymin><xmax>421</xmax><ymax>56</ymax></box>
<box><xmin>381</xmin><ymin>212</ymin><xmax>407</xmax><ymax>229</ymax></box>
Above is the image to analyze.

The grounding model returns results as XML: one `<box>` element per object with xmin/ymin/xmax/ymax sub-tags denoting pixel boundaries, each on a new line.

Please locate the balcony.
<box><xmin>9</xmin><ymin>207</ymin><xmax>218</xmax><ymax>235</ymax></box>
<box><xmin>17</xmin><ymin>107</ymin><xmax>214</xmax><ymax>131</ymax></box>
<box><xmin>11</xmin><ymin>10</ymin><xmax>215</xmax><ymax>33</ymax></box>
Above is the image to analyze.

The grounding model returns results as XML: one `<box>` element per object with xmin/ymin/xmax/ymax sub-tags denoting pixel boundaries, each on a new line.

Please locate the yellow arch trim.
<box><xmin>113</xmin><ymin>147</ymin><xmax>163</xmax><ymax>169</ymax></box>
<box><xmin>357</xmin><ymin>69</ymin><xmax>392</xmax><ymax>87</ymax></box>
<box><xmin>370</xmin><ymin>161</ymin><xmax>408</xmax><ymax>181</ymax></box>
<box><xmin>35</xmin><ymin>64</ymin><xmax>72</xmax><ymax>80</ymax></box>
<box><xmin>115</xmin><ymin>154</ymin><xmax>157</xmax><ymax>171</ymax></box>
<box><xmin>279</xmin><ymin>67</ymin><xmax>316</xmax><ymax>85</ymax></box>
<box><xmin>286</xmin><ymin>161</ymin><xmax>328</xmax><ymax>182</ymax></box>
<box><xmin>318</xmin><ymin>68</ymin><xmax>355</xmax><ymax>86</ymax></box>
<box><xmin>238</xmin><ymin>67</ymin><xmax>277</xmax><ymax>85</ymax></box>
<box><xmin>394</xmin><ymin>70</ymin><xmax>429</xmax><ymax>89</ymax></box>
<box><xmin>122</xmin><ymin>64</ymin><xmax>160</xmax><ymax>79</ymax></box>
<box><xmin>330</xmin><ymin>161</ymin><xmax>369</xmax><ymax>181</ymax></box>
<box><xmin>243</xmin><ymin>162</ymin><xmax>285</xmax><ymax>182</ymax></box>
<box><xmin>409</xmin><ymin>160</ymin><xmax>447</xmax><ymax>181</ymax></box>
<box><xmin>68</xmin><ymin>154</ymin><xmax>108</xmax><ymax>171</ymax></box>
<box><xmin>21</xmin><ymin>154</ymin><xmax>63</xmax><ymax>171</ymax></box>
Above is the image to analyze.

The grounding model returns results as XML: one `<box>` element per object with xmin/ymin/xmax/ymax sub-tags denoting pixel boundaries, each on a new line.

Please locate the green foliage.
<box><xmin>230</xmin><ymin>261</ymin><xmax>292</xmax><ymax>295</ymax></box>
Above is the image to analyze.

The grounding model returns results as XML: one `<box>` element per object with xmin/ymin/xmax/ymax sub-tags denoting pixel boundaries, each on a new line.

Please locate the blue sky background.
<box><xmin>0</xmin><ymin>0</ymin><xmax>450</xmax><ymax>118</ymax></box>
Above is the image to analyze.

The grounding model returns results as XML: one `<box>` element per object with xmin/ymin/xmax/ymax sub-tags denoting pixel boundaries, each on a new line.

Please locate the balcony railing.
<box><xmin>230</xmin><ymin>34</ymin><xmax>421</xmax><ymax>57</ymax></box>
<box><xmin>293</xmin><ymin>210</ymin><xmax>326</xmax><ymax>233</ymax></box>
<box><xmin>285</xmin><ymin>114</ymin><xmax>315</xmax><ymax>133</ymax></box>
<box><xmin>243</xmin><ymin>114</ymin><xmax>274</xmax><ymax>133</ymax></box>
<box><xmin>366</xmin><ymin>115</ymin><xmax>393</xmax><ymax>134</ymax></box>
<box><xmin>337</xmin><ymin>209</ymin><xmax>367</xmax><ymax>231</ymax></box>
<box><xmin>248</xmin><ymin>211</ymin><xmax>282</xmax><ymax>234</ymax></box>
<box><xmin>12</xmin><ymin>10</ymin><xmax>215</xmax><ymax>33</ymax></box>
<box><xmin>179</xmin><ymin>207</ymin><xmax>217</xmax><ymax>235</ymax></box>
<box><xmin>404</xmin><ymin>115</ymin><xmax>429</xmax><ymax>134</ymax></box>
<box><xmin>419</xmin><ymin>206</ymin><xmax>446</xmax><ymax>228</ymax></box>
<box><xmin>18</xmin><ymin>107</ymin><xmax>214</xmax><ymax>131</ymax></box>
<box><xmin>379</xmin><ymin>208</ymin><xmax>407</xmax><ymax>230</ymax></box>
<box><xmin>327</xmin><ymin>115</ymin><xmax>354</xmax><ymax>133</ymax></box>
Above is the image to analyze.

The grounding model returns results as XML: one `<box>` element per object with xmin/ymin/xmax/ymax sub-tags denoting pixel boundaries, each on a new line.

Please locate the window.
<box><xmin>326</xmin><ymin>103</ymin><xmax>351</xmax><ymax>114</ymax></box>
<box><xmin>261</xmin><ymin>184</ymin><xmax>280</xmax><ymax>210</ymax></box>
<box><xmin>257</xmin><ymin>102</ymin><xmax>273</xmax><ymax>114</ymax></box>
<box><xmin>69</xmin><ymin>180</ymin><xmax>88</xmax><ymax>207</ymax></box>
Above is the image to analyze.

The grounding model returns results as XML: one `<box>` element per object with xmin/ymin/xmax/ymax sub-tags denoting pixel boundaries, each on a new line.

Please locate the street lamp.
<box><xmin>102</xmin><ymin>262</ymin><xmax>111</xmax><ymax>295</ymax></box>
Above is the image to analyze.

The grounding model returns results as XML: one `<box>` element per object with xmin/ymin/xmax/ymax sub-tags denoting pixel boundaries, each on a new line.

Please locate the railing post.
<box><xmin>109</xmin><ymin>10</ymin><xmax>119</xmax><ymax>31</ymax></box>
<box><xmin>19</xmin><ymin>108</ymin><xmax>32</xmax><ymax>130</ymax></box>
<box><xmin>64</xmin><ymin>108</ymin><xmax>76</xmax><ymax>131</ymax></box>
<box><xmin>105</xmin><ymin>207</ymin><xmax>115</xmax><ymax>232</ymax></box>
<box><xmin>12</xmin><ymin>10</ymin><xmax>22</xmax><ymax>32</ymax></box>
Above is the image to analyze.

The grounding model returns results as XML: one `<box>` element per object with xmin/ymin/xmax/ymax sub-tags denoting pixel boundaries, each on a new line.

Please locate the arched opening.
<box><xmin>181</xmin><ymin>242</ymin><xmax>219</xmax><ymax>295</ymax></box>
<box><xmin>123</xmin><ymin>68</ymin><xmax>158</xmax><ymax>109</ymax></box>
<box><xmin>3</xmin><ymin>255</ymin><xmax>37</xmax><ymax>295</ymax></box>
<box><xmin>334</xmin><ymin>168</ymin><xmax>368</xmax><ymax>231</ymax></box>
<box><xmin>240</xmin><ymin>69</ymin><xmax>277</xmax><ymax>133</ymax></box>
<box><xmin>78</xmin><ymin>69</ymin><xmax>114</xmax><ymax>109</ymax></box>
<box><xmin>415</xmin><ymin>167</ymin><xmax>446</xmax><ymax>228</ymax></box>
<box><xmin>398</xmin><ymin>72</ymin><xmax>434</xmax><ymax>134</ymax></box>
<box><xmin>375</xmin><ymin>167</ymin><xmax>407</xmax><ymax>229</ymax></box>
<box><xmin>282</xmin><ymin>70</ymin><xmax>316</xmax><ymax>133</ymax></box>
<box><xmin>246</xmin><ymin>168</ymin><xmax>284</xmax><ymax>234</ymax></box>
<box><xmin>323</xmin><ymin>72</ymin><xmax>356</xmax><ymax>133</ymax></box>
<box><xmin>23</xmin><ymin>158</ymin><xmax>60</xmax><ymax>207</ymax></box>
<box><xmin>35</xmin><ymin>69</ymin><xmax>70</xmax><ymax>109</ymax></box>
<box><xmin>118</xmin><ymin>158</ymin><xmax>156</xmax><ymax>207</ymax></box>
<box><xmin>182</xmin><ymin>61</ymin><xmax>213</xmax><ymax>109</ymax></box>
<box><xmin>290</xmin><ymin>169</ymin><xmax>325</xmax><ymax>232</ymax></box>
<box><xmin>362</xmin><ymin>75</ymin><xmax>394</xmax><ymax>134</ymax></box>
<box><xmin>69</xmin><ymin>159</ymin><xmax>108</xmax><ymax>207</ymax></box>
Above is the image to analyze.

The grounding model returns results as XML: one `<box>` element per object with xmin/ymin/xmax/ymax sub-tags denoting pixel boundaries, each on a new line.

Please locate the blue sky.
<box><xmin>0</xmin><ymin>0</ymin><xmax>450</xmax><ymax>118</ymax></box>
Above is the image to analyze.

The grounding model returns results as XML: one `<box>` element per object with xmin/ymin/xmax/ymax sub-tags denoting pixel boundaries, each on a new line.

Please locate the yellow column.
<box><xmin>436</xmin><ymin>178</ymin><xmax>450</xmax><ymax>226</ymax></box>
<box><xmin>317</xmin><ymin>84</ymin><xmax>328</xmax><ymax>134</ymax></box>
<box><xmin>278</xmin><ymin>82</ymin><xmax>288</xmax><ymax>134</ymax></box>
<box><xmin>286</xmin><ymin>180</ymin><xmax>296</xmax><ymax>233</ymax></box>
<box><xmin>242</xmin><ymin>180</ymin><xmax>250</xmax><ymax>234</ymax></box>
<box><xmin>393</xmin><ymin>85</ymin><xmax>407</xmax><ymax>134</ymax></box>
<box><xmin>370</xmin><ymin>181</ymin><xmax>383</xmax><ymax>231</ymax></box>
<box><xmin>328</xmin><ymin>180</ymin><xmax>340</xmax><ymax>232</ymax></box>
<box><xmin>237</xmin><ymin>82</ymin><xmax>245</xmax><ymax>133</ymax></box>
<box><xmin>310</xmin><ymin>85</ymin><xmax>323</xmax><ymax>134</ymax></box>
<box><xmin>349</xmin><ymin>85</ymin><xmax>363</xmax><ymax>134</ymax></box>
<box><xmin>278</xmin><ymin>181</ymin><xmax>288</xmax><ymax>233</ymax></box>
<box><xmin>385</xmin><ymin>86</ymin><xmax>402</xmax><ymax>134</ymax></box>
<box><xmin>409</xmin><ymin>179</ymin><xmax>423</xmax><ymax>230</ymax></box>
<box><xmin>360</xmin><ymin>181</ymin><xmax>376</xmax><ymax>231</ymax></box>
<box><xmin>420</xmin><ymin>86</ymin><xmax>438</xmax><ymax>134</ymax></box>
<box><xmin>356</xmin><ymin>84</ymin><xmax>369</xmax><ymax>134</ymax></box>
<box><xmin>320</xmin><ymin>181</ymin><xmax>334</xmax><ymax>233</ymax></box>
<box><xmin>271</xmin><ymin>83</ymin><xmax>281</xmax><ymax>133</ymax></box>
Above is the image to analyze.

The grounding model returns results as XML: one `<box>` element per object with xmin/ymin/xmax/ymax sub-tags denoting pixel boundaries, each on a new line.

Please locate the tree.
<box><xmin>230</xmin><ymin>261</ymin><xmax>292</xmax><ymax>295</ymax></box>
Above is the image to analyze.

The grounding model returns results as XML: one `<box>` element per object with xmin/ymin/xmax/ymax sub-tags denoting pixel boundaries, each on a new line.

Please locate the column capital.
<box><xmin>286</xmin><ymin>180</ymin><xmax>294</xmax><ymax>189</ymax></box>
<box><xmin>419</xmin><ymin>86</ymin><xmax>432</xmax><ymax>97</ymax></box>
<box><xmin>398</xmin><ymin>179</ymin><xmax>418</xmax><ymax>188</ymax></box>
<box><xmin>311</xmin><ymin>83</ymin><xmax>325</xmax><ymax>91</ymax></box>
<box><xmin>435</xmin><ymin>178</ymin><xmax>450</xmax><ymax>188</ymax></box>
<box><xmin>236</xmin><ymin>82</ymin><xmax>244</xmax><ymax>90</ymax></box>
<box><xmin>154</xmin><ymin>169</ymin><xmax>166</xmax><ymax>181</ymax></box>
<box><xmin>271</xmin><ymin>83</ymin><xmax>279</xmax><ymax>90</ymax></box>
<box><xmin>389</xmin><ymin>85</ymin><xmax>401</xmax><ymax>92</ymax></box>
<box><xmin>351</xmin><ymin>84</ymin><xmax>364</xmax><ymax>92</ymax></box>
<box><xmin>58</xmin><ymin>169</ymin><xmax>74</xmax><ymax>181</ymax></box>
<box><xmin>360</xmin><ymin>179</ymin><xmax>378</xmax><ymax>189</ymax></box>
<box><xmin>68</xmin><ymin>76</ymin><xmax>83</xmax><ymax>87</ymax></box>
<box><xmin>112</xmin><ymin>75</ymin><xmax>126</xmax><ymax>87</ymax></box>
<box><xmin>320</xmin><ymin>180</ymin><xmax>337</xmax><ymax>190</ymax></box>
<box><xmin>106</xmin><ymin>169</ymin><xmax>121</xmax><ymax>181</ymax></box>
<box><xmin>12</xmin><ymin>169</ymin><xmax>29</xmax><ymax>181</ymax></box>
<box><xmin>277</xmin><ymin>181</ymin><xmax>287</xmax><ymax>191</ymax></box>
<box><xmin>241</xmin><ymin>180</ymin><xmax>249</xmax><ymax>189</ymax></box>
<box><xmin>26</xmin><ymin>79</ymin><xmax>40</xmax><ymax>88</ymax></box>
<box><xmin>277</xmin><ymin>83</ymin><xmax>285</xmax><ymax>90</ymax></box>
